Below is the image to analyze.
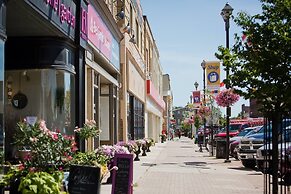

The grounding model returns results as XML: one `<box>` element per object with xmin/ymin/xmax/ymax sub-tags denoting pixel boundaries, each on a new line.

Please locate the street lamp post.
<box><xmin>194</xmin><ymin>81</ymin><xmax>199</xmax><ymax>91</ymax></box>
<box><xmin>190</xmin><ymin>95</ymin><xmax>193</xmax><ymax>104</ymax></box>
<box><xmin>221</xmin><ymin>3</ymin><xmax>233</xmax><ymax>163</ymax></box>
<box><xmin>201</xmin><ymin>60</ymin><xmax>208</xmax><ymax>152</ymax></box>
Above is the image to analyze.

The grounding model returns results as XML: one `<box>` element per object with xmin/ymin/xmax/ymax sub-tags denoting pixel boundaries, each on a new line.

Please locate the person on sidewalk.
<box><xmin>197</xmin><ymin>131</ymin><xmax>203</xmax><ymax>152</ymax></box>
<box><xmin>177</xmin><ymin>130</ymin><xmax>181</xmax><ymax>139</ymax></box>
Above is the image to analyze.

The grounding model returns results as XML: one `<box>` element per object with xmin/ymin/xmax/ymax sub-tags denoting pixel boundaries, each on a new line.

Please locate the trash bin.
<box><xmin>216</xmin><ymin>139</ymin><xmax>226</xmax><ymax>159</ymax></box>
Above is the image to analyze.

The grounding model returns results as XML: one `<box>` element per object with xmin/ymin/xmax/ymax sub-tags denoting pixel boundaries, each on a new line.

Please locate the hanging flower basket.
<box><xmin>215</xmin><ymin>89</ymin><xmax>240</xmax><ymax>107</ymax></box>
<box><xmin>198</xmin><ymin>106</ymin><xmax>211</xmax><ymax>118</ymax></box>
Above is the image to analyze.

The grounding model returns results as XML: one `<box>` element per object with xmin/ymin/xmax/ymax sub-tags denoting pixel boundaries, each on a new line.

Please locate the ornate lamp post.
<box><xmin>194</xmin><ymin>81</ymin><xmax>199</xmax><ymax>91</ymax></box>
<box><xmin>201</xmin><ymin>60</ymin><xmax>207</xmax><ymax>151</ymax></box>
<box><xmin>221</xmin><ymin>3</ymin><xmax>233</xmax><ymax>163</ymax></box>
<box><xmin>190</xmin><ymin>95</ymin><xmax>193</xmax><ymax>104</ymax></box>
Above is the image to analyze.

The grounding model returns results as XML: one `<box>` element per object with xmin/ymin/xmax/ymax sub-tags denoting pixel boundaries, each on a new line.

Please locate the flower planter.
<box><xmin>134</xmin><ymin>146</ymin><xmax>141</xmax><ymax>161</ymax></box>
<box><xmin>146</xmin><ymin>143</ymin><xmax>151</xmax><ymax>152</ymax></box>
<box><xmin>141</xmin><ymin>145</ymin><xmax>147</xmax><ymax>156</ymax></box>
<box><xmin>9</xmin><ymin>177</ymin><xmax>21</xmax><ymax>194</ymax></box>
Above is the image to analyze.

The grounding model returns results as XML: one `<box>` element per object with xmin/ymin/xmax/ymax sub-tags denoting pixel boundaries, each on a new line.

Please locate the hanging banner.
<box><xmin>192</xmin><ymin>91</ymin><xmax>201</xmax><ymax>108</ymax></box>
<box><xmin>206</xmin><ymin>61</ymin><xmax>220</xmax><ymax>94</ymax></box>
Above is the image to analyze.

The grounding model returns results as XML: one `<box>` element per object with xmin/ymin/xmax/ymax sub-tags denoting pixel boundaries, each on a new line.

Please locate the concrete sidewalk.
<box><xmin>101</xmin><ymin>137</ymin><xmax>264</xmax><ymax>194</ymax></box>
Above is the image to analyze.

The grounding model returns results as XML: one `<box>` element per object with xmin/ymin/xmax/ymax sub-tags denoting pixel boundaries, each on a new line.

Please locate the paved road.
<box><xmin>132</xmin><ymin>137</ymin><xmax>263</xmax><ymax>194</ymax></box>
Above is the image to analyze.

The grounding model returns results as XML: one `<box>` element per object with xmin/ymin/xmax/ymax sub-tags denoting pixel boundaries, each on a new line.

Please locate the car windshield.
<box><xmin>229</xmin><ymin>124</ymin><xmax>241</xmax><ymax>132</ymax></box>
<box><xmin>237</xmin><ymin>128</ymin><xmax>254</xmax><ymax>136</ymax></box>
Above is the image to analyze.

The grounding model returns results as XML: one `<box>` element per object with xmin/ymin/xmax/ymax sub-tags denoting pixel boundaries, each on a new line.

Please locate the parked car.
<box><xmin>256</xmin><ymin>125</ymin><xmax>291</xmax><ymax>173</ymax></box>
<box><xmin>238</xmin><ymin>119</ymin><xmax>291</xmax><ymax>169</ymax></box>
<box><xmin>279</xmin><ymin>146</ymin><xmax>291</xmax><ymax>185</ymax></box>
<box><xmin>229</xmin><ymin>126</ymin><xmax>262</xmax><ymax>159</ymax></box>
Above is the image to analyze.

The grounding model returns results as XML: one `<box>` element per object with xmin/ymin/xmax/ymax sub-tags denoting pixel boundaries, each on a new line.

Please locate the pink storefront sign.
<box><xmin>147</xmin><ymin>80</ymin><xmax>165</xmax><ymax>110</ymax></box>
<box><xmin>88</xmin><ymin>4</ymin><xmax>112</xmax><ymax>61</ymax></box>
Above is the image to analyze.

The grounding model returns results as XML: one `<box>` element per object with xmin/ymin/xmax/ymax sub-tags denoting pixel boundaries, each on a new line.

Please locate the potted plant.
<box><xmin>14</xmin><ymin>119</ymin><xmax>77</xmax><ymax>172</ymax></box>
<box><xmin>144</xmin><ymin>138</ymin><xmax>154</xmax><ymax>152</ymax></box>
<box><xmin>95</xmin><ymin>145</ymin><xmax>129</xmax><ymax>183</ymax></box>
<box><xmin>18</xmin><ymin>171</ymin><xmax>65</xmax><ymax>194</ymax></box>
<box><xmin>0</xmin><ymin>165</ymin><xmax>24</xmax><ymax>194</ymax></box>
<box><xmin>135</xmin><ymin>139</ymin><xmax>146</xmax><ymax>157</ymax></box>
<box><xmin>74</xmin><ymin>119</ymin><xmax>100</xmax><ymax>140</ymax></box>
<box><xmin>160</xmin><ymin>134</ymin><xmax>166</xmax><ymax>143</ymax></box>
<box><xmin>74</xmin><ymin>119</ymin><xmax>100</xmax><ymax>151</ymax></box>
<box><xmin>6</xmin><ymin>119</ymin><xmax>77</xmax><ymax>193</ymax></box>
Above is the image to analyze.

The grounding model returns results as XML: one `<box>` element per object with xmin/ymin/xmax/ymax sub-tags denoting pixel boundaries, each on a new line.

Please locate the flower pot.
<box><xmin>141</xmin><ymin>145</ymin><xmax>147</xmax><ymax>156</ymax></box>
<box><xmin>145</xmin><ymin>141</ymin><xmax>152</xmax><ymax>152</ymax></box>
<box><xmin>134</xmin><ymin>147</ymin><xmax>141</xmax><ymax>161</ymax></box>
<box><xmin>9</xmin><ymin>177</ymin><xmax>21</xmax><ymax>194</ymax></box>
<box><xmin>16</xmin><ymin>150</ymin><xmax>31</xmax><ymax>161</ymax></box>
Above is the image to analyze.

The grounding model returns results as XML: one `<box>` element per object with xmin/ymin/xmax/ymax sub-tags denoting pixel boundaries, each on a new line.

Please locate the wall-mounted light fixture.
<box><xmin>129</xmin><ymin>29</ymin><xmax>136</xmax><ymax>44</ymax></box>
<box><xmin>122</xmin><ymin>22</ymin><xmax>131</xmax><ymax>34</ymax></box>
<box><xmin>110</xmin><ymin>0</ymin><xmax>125</xmax><ymax>20</ymax></box>
<box><xmin>116</xmin><ymin>8</ymin><xmax>125</xmax><ymax>20</ymax></box>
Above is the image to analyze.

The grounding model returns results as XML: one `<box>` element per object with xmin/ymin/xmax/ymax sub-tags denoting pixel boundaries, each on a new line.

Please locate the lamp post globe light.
<box><xmin>221</xmin><ymin>3</ymin><xmax>233</xmax><ymax>163</ymax></box>
<box><xmin>201</xmin><ymin>60</ymin><xmax>208</xmax><ymax>152</ymax></box>
<box><xmin>194</xmin><ymin>81</ymin><xmax>199</xmax><ymax>91</ymax></box>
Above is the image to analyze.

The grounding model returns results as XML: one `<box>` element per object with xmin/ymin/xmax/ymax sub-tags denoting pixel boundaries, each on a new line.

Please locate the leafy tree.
<box><xmin>216</xmin><ymin>0</ymin><xmax>290</xmax><ymax>192</ymax></box>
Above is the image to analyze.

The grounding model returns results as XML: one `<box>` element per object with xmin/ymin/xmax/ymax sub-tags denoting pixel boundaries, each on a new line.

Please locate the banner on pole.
<box><xmin>206</xmin><ymin>61</ymin><xmax>220</xmax><ymax>94</ymax></box>
<box><xmin>192</xmin><ymin>91</ymin><xmax>201</xmax><ymax>107</ymax></box>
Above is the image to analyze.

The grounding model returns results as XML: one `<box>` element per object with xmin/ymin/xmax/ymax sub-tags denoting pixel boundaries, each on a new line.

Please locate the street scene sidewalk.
<box><xmin>101</xmin><ymin>136</ymin><xmax>264</xmax><ymax>194</ymax></box>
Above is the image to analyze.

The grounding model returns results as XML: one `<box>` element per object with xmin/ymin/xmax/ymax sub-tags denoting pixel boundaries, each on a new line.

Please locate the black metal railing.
<box><xmin>263</xmin><ymin>117</ymin><xmax>291</xmax><ymax>194</ymax></box>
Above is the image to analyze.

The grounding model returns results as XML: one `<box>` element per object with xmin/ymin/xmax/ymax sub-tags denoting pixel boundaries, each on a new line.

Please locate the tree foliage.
<box><xmin>216</xmin><ymin>0</ymin><xmax>291</xmax><ymax>118</ymax></box>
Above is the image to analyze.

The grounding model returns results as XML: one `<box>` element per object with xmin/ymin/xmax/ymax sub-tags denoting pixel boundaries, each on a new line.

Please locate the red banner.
<box><xmin>192</xmin><ymin>91</ymin><xmax>201</xmax><ymax>104</ymax></box>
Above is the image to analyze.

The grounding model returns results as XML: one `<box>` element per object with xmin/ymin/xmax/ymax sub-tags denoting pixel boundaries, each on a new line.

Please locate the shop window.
<box><xmin>4</xmin><ymin>69</ymin><xmax>75</xmax><ymax>161</ymax></box>
<box><xmin>127</xmin><ymin>94</ymin><xmax>144</xmax><ymax>140</ymax></box>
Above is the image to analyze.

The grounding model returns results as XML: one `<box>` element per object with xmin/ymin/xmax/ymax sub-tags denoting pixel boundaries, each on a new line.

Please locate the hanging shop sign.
<box><xmin>25</xmin><ymin>0</ymin><xmax>76</xmax><ymax>40</ymax></box>
<box><xmin>88</xmin><ymin>5</ymin><xmax>120</xmax><ymax>71</ymax></box>
<box><xmin>206</xmin><ymin>61</ymin><xmax>220</xmax><ymax>94</ymax></box>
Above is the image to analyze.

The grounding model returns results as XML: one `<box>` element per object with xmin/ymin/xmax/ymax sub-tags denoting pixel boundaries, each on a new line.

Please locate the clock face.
<box><xmin>12</xmin><ymin>92</ymin><xmax>28</xmax><ymax>109</ymax></box>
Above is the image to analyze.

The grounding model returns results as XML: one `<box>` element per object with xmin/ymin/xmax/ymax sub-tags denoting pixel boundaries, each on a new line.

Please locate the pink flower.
<box><xmin>215</xmin><ymin>89</ymin><xmax>240</xmax><ymax>107</ymax></box>
<box><xmin>39</xmin><ymin>120</ymin><xmax>48</xmax><ymax>131</ymax></box>
<box><xmin>71</xmin><ymin>145</ymin><xmax>78</xmax><ymax>152</ymax></box>
<box><xmin>66</xmin><ymin>156</ymin><xmax>73</xmax><ymax>161</ymax></box>
<box><xmin>18</xmin><ymin>163</ymin><xmax>25</xmax><ymax>170</ymax></box>
<box><xmin>29</xmin><ymin>167</ymin><xmax>36</xmax><ymax>172</ymax></box>
<box><xmin>198</xmin><ymin>106</ymin><xmax>211</xmax><ymax>117</ymax></box>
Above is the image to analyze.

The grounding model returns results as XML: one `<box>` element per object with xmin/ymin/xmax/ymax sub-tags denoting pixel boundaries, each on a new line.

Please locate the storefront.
<box><xmin>146</xmin><ymin>80</ymin><xmax>165</xmax><ymax>142</ymax></box>
<box><xmin>84</xmin><ymin>1</ymin><xmax>122</xmax><ymax>148</ymax></box>
<box><xmin>126</xmin><ymin>59</ymin><xmax>146</xmax><ymax>140</ymax></box>
<box><xmin>4</xmin><ymin>0</ymin><xmax>78</xmax><ymax>161</ymax></box>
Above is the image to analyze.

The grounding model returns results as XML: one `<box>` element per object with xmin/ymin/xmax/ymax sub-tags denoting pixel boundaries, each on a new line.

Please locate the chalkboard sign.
<box><xmin>68</xmin><ymin>165</ymin><xmax>101</xmax><ymax>194</ymax></box>
<box><xmin>111</xmin><ymin>154</ymin><xmax>133</xmax><ymax>194</ymax></box>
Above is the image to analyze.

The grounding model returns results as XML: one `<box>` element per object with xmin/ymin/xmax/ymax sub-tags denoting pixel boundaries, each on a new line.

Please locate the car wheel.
<box><xmin>242</xmin><ymin>160</ymin><xmax>256</xmax><ymax>169</ymax></box>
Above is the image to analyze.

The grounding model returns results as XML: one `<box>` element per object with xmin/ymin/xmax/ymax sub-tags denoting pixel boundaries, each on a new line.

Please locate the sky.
<box><xmin>141</xmin><ymin>0</ymin><xmax>262</xmax><ymax>117</ymax></box>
